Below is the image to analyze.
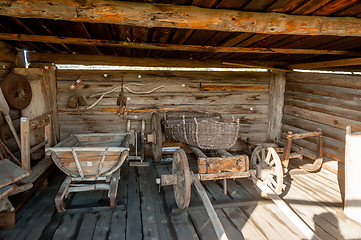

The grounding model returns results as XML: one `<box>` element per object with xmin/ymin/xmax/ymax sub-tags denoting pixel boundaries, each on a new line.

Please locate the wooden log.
<box><xmin>28</xmin><ymin>52</ymin><xmax>279</xmax><ymax>68</ymax></box>
<box><xmin>284</xmin><ymin>98</ymin><xmax>361</xmax><ymax>122</ymax></box>
<box><xmin>3</xmin><ymin>1</ymin><xmax>361</xmax><ymax>37</ymax></box>
<box><xmin>286</xmin><ymin>82</ymin><xmax>361</xmax><ymax>102</ymax></box>
<box><xmin>287</xmin><ymin>72</ymin><xmax>361</xmax><ymax>89</ymax></box>
<box><xmin>267</xmin><ymin>71</ymin><xmax>285</xmax><ymax>141</ymax></box>
<box><xmin>56</xmin><ymin>69</ymin><xmax>271</xmax><ymax>82</ymax></box>
<box><xmin>1</xmin><ymin>33</ymin><xmax>359</xmax><ymax>56</ymax></box>
<box><xmin>289</xmin><ymin>57</ymin><xmax>361</xmax><ymax>69</ymax></box>
<box><xmin>20</xmin><ymin>117</ymin><xmax>30</xmax><ymax>171</ymax></box>
<box><xmin>285</xmin><ymin>91</ymin><xmax>361</xmax><ymax>112</ymax></box>
<box><xmin>284</xmin><ymin>105</ymin><xmax>361</xmax><ymax>131</ymax></box>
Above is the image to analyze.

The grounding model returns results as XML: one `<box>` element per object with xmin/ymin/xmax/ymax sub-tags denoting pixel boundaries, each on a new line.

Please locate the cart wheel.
<box><xmin>251</xmin><ymin>145</ymin><xmax>284</xmax><ymax>198</ymax></box>
<box><xmin>172</xmin><ymin>149</ymin><xmax>191</xmax><ymax>210</ymax></box>
<box><xmin>151</xmin><ymin>112</ymin><xmax>163</xmax><ymax>162</ymax></box>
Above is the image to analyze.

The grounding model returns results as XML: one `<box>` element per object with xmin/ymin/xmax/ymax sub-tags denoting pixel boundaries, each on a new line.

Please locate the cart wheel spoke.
<box><xmin>268</xmin><ymin>176</ymin><xmax>278</xmax><ymax>189</ymax></box>
<box><xmin>255</xmin><ymin>152</ymin><xmax>263</xmax><ymax>165</ymax></box>
<box><xmin>265</xmin><ymin>150</ymin><xmax>271</xmax><ymax>164</ymax></box>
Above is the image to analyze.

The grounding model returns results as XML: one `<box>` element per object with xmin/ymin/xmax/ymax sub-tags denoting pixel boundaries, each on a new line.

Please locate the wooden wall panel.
<box><xmin>56</xmin><ymin>70</ymin><xmax>270</xmax><ymax>144</ymax></box>
<box><xmin>283</xmin><ymin>72</ymin><xmax>361</xmax><ymax>178</ymax></box>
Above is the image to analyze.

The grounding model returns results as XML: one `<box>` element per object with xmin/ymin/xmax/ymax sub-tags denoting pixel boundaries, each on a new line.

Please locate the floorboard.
<box><xmin>0</xmin><ymin>159</ymin><xmax>360</xmax><ymax>240</ymax></box>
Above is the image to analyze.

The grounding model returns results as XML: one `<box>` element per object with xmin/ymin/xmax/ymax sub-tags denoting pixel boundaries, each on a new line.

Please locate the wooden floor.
<box><xmin>1</xmin><ymin>158</ymin><xmax>361</xmax><ymax>240</ymax></box>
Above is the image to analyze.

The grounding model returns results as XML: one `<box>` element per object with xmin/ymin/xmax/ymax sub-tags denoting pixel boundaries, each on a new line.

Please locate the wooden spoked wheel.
<box><xmin>251</xmin><ymin>144</ymin><xmax>284</xmax><ymax>198</ymax></box>
<box><xmin>172</xmin><ymin>148</ymin><xmax>191</xmax><ymax>210</ymax></box>
<box><xmin>151</xmin><ymin>112</ymin><xmax>163</xmax><ymax>162</ymax></box>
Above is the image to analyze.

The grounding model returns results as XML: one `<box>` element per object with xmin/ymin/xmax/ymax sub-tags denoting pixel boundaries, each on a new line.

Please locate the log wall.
<box><xmin>283</xmin><ymin>72</ymin><xmax>361</xmax><ymax>178</ymax></box>
<box><xmin>56</xmin><ymin>70</ymin><xmax>271</xmax><ymax>145</ymax></box>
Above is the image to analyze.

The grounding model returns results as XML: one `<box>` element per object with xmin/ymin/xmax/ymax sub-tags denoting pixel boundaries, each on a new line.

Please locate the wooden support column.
<box><xmin>20</xmin><ymin>117</ymin><xmax>30</xmax><ymax>171</ymax></box>
<box><xmin>267</xmin><ymin>71</ymin><xmax>286</xmax><ymax>142</ymax></box>
<box><xmin>41</xmin><ymin>64</ymin><xmax>59</xmax><ymax>144</ymax></box>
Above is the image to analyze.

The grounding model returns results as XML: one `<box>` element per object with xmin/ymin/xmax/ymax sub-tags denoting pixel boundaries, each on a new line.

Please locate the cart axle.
<box><xmin>156</xmin><ymin>170</ymin><xmax>253</xmax><ymax>186</ymax></box>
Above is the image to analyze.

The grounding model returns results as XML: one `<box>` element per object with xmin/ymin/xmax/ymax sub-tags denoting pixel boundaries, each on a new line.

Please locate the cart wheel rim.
<box><xmin>151</xmin><ymin>112</ymin><xmax>163</xmax><ymax>162</ymax></box>
<box><xmin>251</xmin><ymin>145</ymin><xmax>283</xmax><ymax>197</ymax></box>
<box><xmin>172</xmin><ymin>149</ymin><xmax>191</xmax><ymax>209</ymax></box>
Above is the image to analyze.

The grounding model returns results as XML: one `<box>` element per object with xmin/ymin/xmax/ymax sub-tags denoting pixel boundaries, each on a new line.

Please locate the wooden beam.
<box><xmin>289</xmin><ymin>57</ymin><xmax>361</xmax><ymax>70</ymax></box>
<box><xmin>28</xmin><ymin>52</ymin><xmax>282</xmax><ymax>68</ymax></box>
<box><xmin>20</xmin><ymin>117</ymin><xmax>30</xmax><ymax>171</ymax></box>
<box><xmin>0</xmin><ymin>33</ymin><xmax>359</xmax><ymax>56</ymax></box>
<box><xmin>223</xmin><ymin>62</ymin><xmax>292</xmax><ymax>72</ymax></box>
<box><xmin>267</xmin><ymin>71</ymin><xmax>286</xmax><ymax>141</ymax></box>
<box><xmin>2</xmin><ymin>1</ymin><xmax>361</xmax><ymax>37</ymax></box>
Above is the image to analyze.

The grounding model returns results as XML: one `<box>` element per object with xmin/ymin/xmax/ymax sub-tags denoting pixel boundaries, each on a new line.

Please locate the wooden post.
<box><xmin>20</xmin><ymin>117</ymin><xmax>30</xmax><ymax>171</ymax></box>
<box><xmin>41</xmin><ymin>64</ymin><xmax>59</xmax><ymax>144</ymax></box>
<box><xmin>267</xmin><ymin>71</ymin><xmax>286</xmax><ymax>142</ymax></box>
<box><xmin>44</xmin><ymin>115</ymin><xmax>52</xmax><ymax>148</ymax></box>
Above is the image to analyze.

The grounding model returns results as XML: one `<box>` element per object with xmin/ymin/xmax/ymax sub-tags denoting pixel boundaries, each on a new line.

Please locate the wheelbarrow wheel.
<box><xmin>251</xmin><ymin>145</ymin><xmax>284</xmax><ymax>199</ymax></box>
<box><xmin>151</xmin><ymin>112</ymin><xmax>163</xmax><ymax>162</ymax></box>
<box><xmin>172</xmin><ymin>148</ymin><xmax>191</xmax><ymax>210</ymax></box>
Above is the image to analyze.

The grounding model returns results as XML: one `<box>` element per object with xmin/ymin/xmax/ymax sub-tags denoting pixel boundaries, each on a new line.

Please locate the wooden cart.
<box><xmin>46</xmin><ymin>133</ymin><xmax>130</xmax><ymax>212</ymax></box>
<box><xmin>151</xmin><ymin>111</ymin><xmax>324</xmax><ymax>239</ymax></box>
<box><xmin>151</xmin><ymin>112</ymin><xmax>324</xmax><ymax>207</ymax></box>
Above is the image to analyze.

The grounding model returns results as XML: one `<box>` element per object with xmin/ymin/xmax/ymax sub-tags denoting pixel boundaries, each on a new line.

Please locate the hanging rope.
<box><xmin>86</xmin><ymin>83</ymin><xmax>164</xmax><ymax>110</ymax></box>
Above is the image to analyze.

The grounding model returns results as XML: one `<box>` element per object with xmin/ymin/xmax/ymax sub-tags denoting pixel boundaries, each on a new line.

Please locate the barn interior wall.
<box><xmin>56</xmin><ymin>70</ymin><xmax>271</xmax><ymax>146</ymax></box>
<box><xmin>282</xmin><ymin>72</ymin><xmax>361</xmax><ymax>180</ymax></box>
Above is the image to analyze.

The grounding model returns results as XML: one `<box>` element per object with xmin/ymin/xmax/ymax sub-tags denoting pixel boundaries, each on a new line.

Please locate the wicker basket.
<box><xmin>164</xmin><ymin>112</ymin><xmax>239</xmax><ymax>149</ymax></box>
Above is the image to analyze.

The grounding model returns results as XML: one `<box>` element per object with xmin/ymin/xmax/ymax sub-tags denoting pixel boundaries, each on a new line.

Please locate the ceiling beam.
<box><xmin>28</xmin><ymin>52</ymin><xmax>283</xmax><ymax>69</ymax></box>
<box><xmin>288</xmin><ymin>58</ymin><xmax>361</xmax><ymax>69</ymax></box>
<box><xmin>1</xmin><ymin>1</ymin><xmax>361</xmax><ymax>37</ymax></box>
<box><xmin>1</xmin><ymin>33</ymin><xmax>359</xmax><ymax>56</ymax></box>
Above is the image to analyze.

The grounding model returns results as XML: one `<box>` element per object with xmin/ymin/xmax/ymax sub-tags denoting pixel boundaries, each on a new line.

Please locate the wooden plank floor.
<box><xmin>1</xmin><ymin>159</ymin><xmax>361</xmax><ymax>240</ymax></box>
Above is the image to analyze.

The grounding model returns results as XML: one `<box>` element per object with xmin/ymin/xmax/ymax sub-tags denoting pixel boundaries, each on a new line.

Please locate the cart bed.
<box><xmin>47</xmin><ymin>133</ymin><xmax>129</xmax><ymax>178</ymax></box>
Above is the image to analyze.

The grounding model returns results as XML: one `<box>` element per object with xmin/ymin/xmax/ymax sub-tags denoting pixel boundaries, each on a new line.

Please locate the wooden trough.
<box><xmin>46</xmin><ymin>133</ymin><xmax>130</xmax><ymax>212</ymax></box>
